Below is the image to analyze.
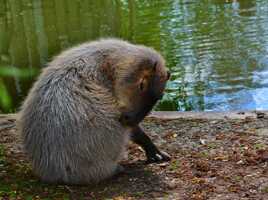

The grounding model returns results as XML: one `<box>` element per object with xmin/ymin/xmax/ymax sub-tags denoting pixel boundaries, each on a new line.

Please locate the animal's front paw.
<box><xmin>146</xmin><ymin>151</ymin><xmax>171</xmax><ymax>164</ymax></box>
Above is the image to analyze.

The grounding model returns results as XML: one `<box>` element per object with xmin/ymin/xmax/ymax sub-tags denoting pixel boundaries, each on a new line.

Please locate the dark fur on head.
<box><xmin>119</xmin><ymin>59</ymin><xmax>170</xmax><ymax>126</ymax></box>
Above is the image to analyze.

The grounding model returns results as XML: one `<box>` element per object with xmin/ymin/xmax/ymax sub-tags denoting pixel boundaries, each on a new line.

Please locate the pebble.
<box><xmin>236</xmin><ymin>160</ymin><xmax>244</xmax><ymax>165</ymax></box>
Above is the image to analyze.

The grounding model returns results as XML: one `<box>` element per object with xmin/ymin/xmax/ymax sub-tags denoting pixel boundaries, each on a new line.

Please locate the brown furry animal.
<box><xmin>17</xmin><ymin>38</ymin><xmax>170</xmax><ymax>185</ymax></box>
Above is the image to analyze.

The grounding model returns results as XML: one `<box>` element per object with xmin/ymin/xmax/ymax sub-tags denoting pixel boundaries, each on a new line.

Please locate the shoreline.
<box><xmin>150</xmin><ymin>110</ymin><xmax>268</xmax><ymax>120</ymax></box>
<box><xmin>1</xmin><ymin>110</ymin><xmax>268</xmax><ymax>120</ymax></box>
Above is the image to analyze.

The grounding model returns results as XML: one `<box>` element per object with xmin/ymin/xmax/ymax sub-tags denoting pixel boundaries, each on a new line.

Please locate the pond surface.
<box><xmin>0</xmin><ymin>0</ymin><xmax>268</xmax><ymax>112</ymax></box>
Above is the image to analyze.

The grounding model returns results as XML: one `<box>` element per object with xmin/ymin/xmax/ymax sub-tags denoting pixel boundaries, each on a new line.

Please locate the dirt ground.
<box><xmin>0</xmin><ymin>112</ymin><xmax>268</xmax><ymax>200</ymax></box>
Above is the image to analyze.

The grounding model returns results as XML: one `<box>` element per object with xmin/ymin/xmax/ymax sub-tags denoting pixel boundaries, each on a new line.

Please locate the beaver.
<box><xmin>17</xmin><ymin>38</ymin><xmax>170</xmax><ymax>185</ymax></box>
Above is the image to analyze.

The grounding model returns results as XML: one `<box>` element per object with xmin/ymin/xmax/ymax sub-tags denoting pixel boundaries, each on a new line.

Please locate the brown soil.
<box><xmin>0</xmin><ymin>112</ymin><xmax>268</xmax><ymax>200</ymax></box>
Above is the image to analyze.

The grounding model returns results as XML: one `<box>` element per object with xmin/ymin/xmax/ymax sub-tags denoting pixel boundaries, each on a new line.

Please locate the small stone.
<box><xmin>205</xmin><ymin>177</ymin><xmax>216</xmax><ymax>183</ymax></box>
<box><xmin>159</xmin><ymin>162</ymin><xmax>169</xmax><ymax>167</ymax></box>
<box><xmin>257</xmin><ymin>129</ymin><xmax>268</xmax><ymax>136</ymax></box>
<box><xmin>236</xmin><ymin>160</ymin><xmax>244</xmax><ymax>165</ymax></box>
<box><xmin>200</xmin><ymin>139</ymin><xmax>206</xmax><ymax>145</ymax></box>
<box><xmin>249</xmin><ymin>189</ymin><xmax>257</xmax><ymax>194</ymax></box>
<box><xmin>166</xmin><ymin>181</ymin><xmax>177</xmax><ymax>189</ymax></box>
<box><xmin>256</xmin><ymin>112</ymin><xmax>265</xmax><ymax>119</ymax></box>
<box><xmin>245</xmin><ymin>116</ymin><xmax>254</xmax><ymax>122</ymax></box>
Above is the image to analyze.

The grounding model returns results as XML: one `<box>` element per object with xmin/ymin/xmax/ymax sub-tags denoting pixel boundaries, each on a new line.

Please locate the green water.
<box><xmin>0</xmin><ymin>0</ymin><xmax>268</xmax><ymax>113</ymax></box>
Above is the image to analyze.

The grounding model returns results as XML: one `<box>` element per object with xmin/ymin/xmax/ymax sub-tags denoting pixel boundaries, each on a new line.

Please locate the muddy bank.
<box><xmin>0</xmin><ymin>112</ymin><xmax>268</xmax><ymax>200</ymax></box>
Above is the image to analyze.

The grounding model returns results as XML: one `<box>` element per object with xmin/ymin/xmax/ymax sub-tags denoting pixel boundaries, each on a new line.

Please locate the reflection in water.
<box><xmin>0</xmin><ymin>0</ymin><xmax>268</xmax><ymax>112</ymax></box>
<box><xmin>158</xmin><ymin>0</ymin><xmax>268</xmax><ymax>111</ymax></box>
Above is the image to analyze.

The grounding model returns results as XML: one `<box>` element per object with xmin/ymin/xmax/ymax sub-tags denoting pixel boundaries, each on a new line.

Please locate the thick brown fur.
<box><xmin>17</xmin><ymin>38</ymin><xmax>169</xmax><ymax>185</ymax></box>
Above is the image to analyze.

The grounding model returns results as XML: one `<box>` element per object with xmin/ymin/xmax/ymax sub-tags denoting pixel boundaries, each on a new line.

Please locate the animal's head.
<box><xmin>114</xmin><ymin>48</ymin><xmax>170</xmax><ymax>126</ymax></box>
